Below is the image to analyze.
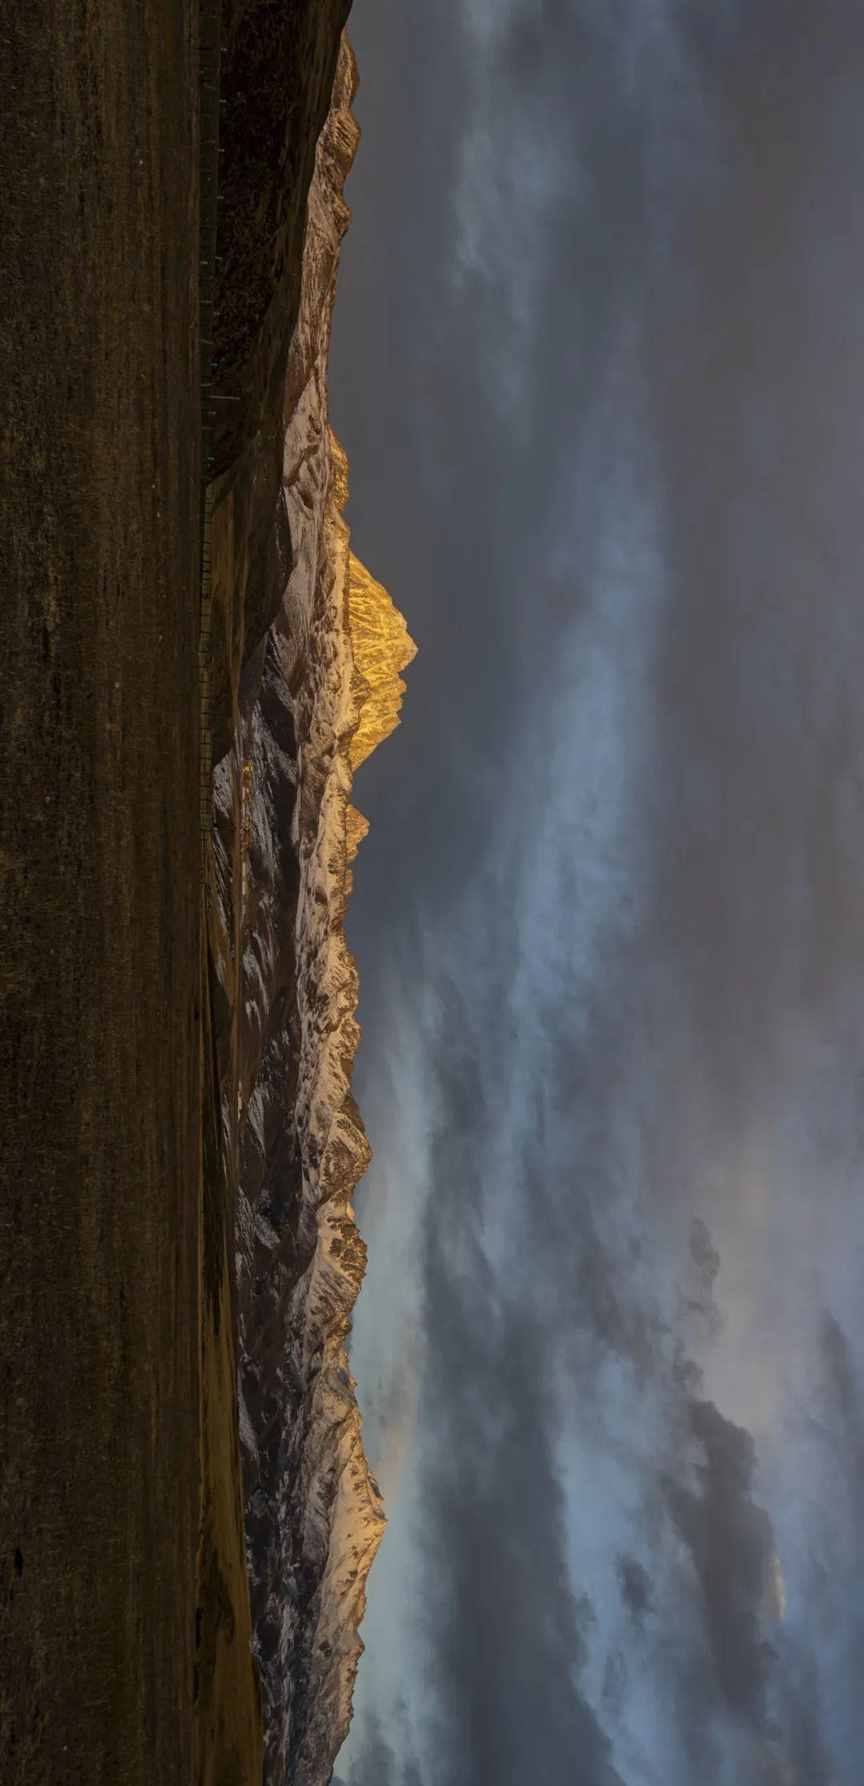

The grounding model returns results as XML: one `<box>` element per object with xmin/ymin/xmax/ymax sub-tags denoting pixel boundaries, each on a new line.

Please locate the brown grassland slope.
<box><xmin>0</xmin><ymin>4</ymin><xmax>203</xmax><ymax>1781</ymax></box>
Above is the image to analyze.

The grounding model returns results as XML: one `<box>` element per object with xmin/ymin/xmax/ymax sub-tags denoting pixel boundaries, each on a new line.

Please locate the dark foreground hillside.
<box><xmin>0</xmin><ymin>4</ymin><xmax>204</xmax><ymax>1782</ymax></box>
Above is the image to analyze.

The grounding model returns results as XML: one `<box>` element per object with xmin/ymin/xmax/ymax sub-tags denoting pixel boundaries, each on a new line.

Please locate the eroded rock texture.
<box><xmin>206</xmin><ymin>39</ymin><xmax>415</xmax><ymax>1786</ymax></box>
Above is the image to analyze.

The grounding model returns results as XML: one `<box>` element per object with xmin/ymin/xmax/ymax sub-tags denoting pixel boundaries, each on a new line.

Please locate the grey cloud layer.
<box><xmin>330</xmin><ymin>2</ymin><xmax>864</xmax><ymax>1782</ymax></box>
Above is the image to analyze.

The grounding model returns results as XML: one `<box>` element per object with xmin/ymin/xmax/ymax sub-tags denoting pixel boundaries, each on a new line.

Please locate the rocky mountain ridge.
<box><xmin>205</xmin><ymin>37</ymin><xmax>415</xmax><ymax>1785</ymax></box>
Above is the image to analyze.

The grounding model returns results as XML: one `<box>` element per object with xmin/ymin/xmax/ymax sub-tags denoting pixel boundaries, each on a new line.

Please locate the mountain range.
<box><xmin>206</xmin><ymin>37</ymin><xmax>414</xmax><ymax>1785</ymax></box>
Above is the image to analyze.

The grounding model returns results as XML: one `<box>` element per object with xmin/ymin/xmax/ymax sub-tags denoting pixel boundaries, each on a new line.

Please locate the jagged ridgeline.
<box><xmin>204</xmin><ymin>36</ymin><xmax>415</xmax><ymax>1786</ymax></box>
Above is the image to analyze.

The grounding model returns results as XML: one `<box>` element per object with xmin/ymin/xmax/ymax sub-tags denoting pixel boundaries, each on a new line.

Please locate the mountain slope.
<box><xmin>206</xmin><ymin>38</ymin><xmax>415</xmax><ymax>1785</ymax></box>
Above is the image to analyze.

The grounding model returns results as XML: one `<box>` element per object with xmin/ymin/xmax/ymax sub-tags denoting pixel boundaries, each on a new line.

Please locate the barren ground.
<box><xmin>0</xmin><ymin>4</ymin><xmax>209</xmax><ymax>1781</ymax></box>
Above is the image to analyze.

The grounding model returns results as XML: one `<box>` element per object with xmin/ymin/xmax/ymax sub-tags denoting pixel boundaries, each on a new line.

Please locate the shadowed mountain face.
<box><xmin>210</xmin><ymin>0</ymin><xmax>351</xmax><ymax>479</ymax></box>
<box><xmin>205</xmin><ymin>40</ymin><xmax>414</xmax><ymax>1786</ymax></box>
<box><xmin>206</xmin><ymin>0</ymin><xmax>352</xmax><ymax>752</ymax></box>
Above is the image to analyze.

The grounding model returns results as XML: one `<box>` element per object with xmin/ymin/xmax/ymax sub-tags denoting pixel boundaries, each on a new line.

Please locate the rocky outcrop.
<box><xmin>206</xmin><ymin>37</ymin><xmax>415</xmax><ymax>1786</ymax></box>
<box><xmin>347</xmin><ymin>550</ymin><xmax>417</xmax><ymax>771</ymax></box>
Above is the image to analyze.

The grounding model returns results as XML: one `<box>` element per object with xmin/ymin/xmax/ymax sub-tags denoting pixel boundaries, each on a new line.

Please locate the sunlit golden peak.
<box><xmin>347</xmin><ymin>553</ymin><xmax>417</xmax><ymax>771</ymax></box>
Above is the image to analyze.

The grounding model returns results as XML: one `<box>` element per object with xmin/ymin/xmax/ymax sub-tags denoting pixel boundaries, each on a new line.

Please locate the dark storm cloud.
<box><xmin>331</xmin><ymin>1</ymin><xmax>864</xmax><ymax>1782</ymax></box>
<box><xmin>387</xmin><ymin>948</ymin><xmax>766</xmax><ymax>1785</ymax></box>
<box><xmin>349</xmin><ymin>962</ymin><xmax>635</xmax><ymax>1786</ymax></box>
<box><xmin>402</xmin><ymin>946</ymin><xmax>790</xmax><ymax>1781</ymax></box>
<box><xmin>663</xmin><ymin>1398</ymin><xmax>777</xmax><ymax>1727</ymax></box>
<box><xmin>335</xmin><ymin>0</ymin><xmax>864</xmax><ymax>1017</ymax></box>
<box><xmin>331</xmin><ymin>0</ymin><xmax>704</xmax><ymax>942</ymax></box>
<box><xmin>414</xmin><ymin>1249</ymin><xmax>625</xmax><ymax>1786</ymax></box>
<box><xmin>639</xmin><ymin>0</ymin><xmax>864</xmax><ymax>1131</ymax></box>
<box><xmin>615</xmin><ymin>1556</ymin><xmax>653</xmax><ymax>1627</ymax></box>
<box><xmin>681</xmin><ymin>1218</ymin><xmax>723</xmax><ymax>1341</ymax></box>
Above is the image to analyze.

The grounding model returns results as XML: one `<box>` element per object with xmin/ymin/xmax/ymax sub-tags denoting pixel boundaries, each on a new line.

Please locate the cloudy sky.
<box><xmin>327</xmin><ymin>3</ymin><xmax>864</xmax><ymax>1782</ymax></box>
